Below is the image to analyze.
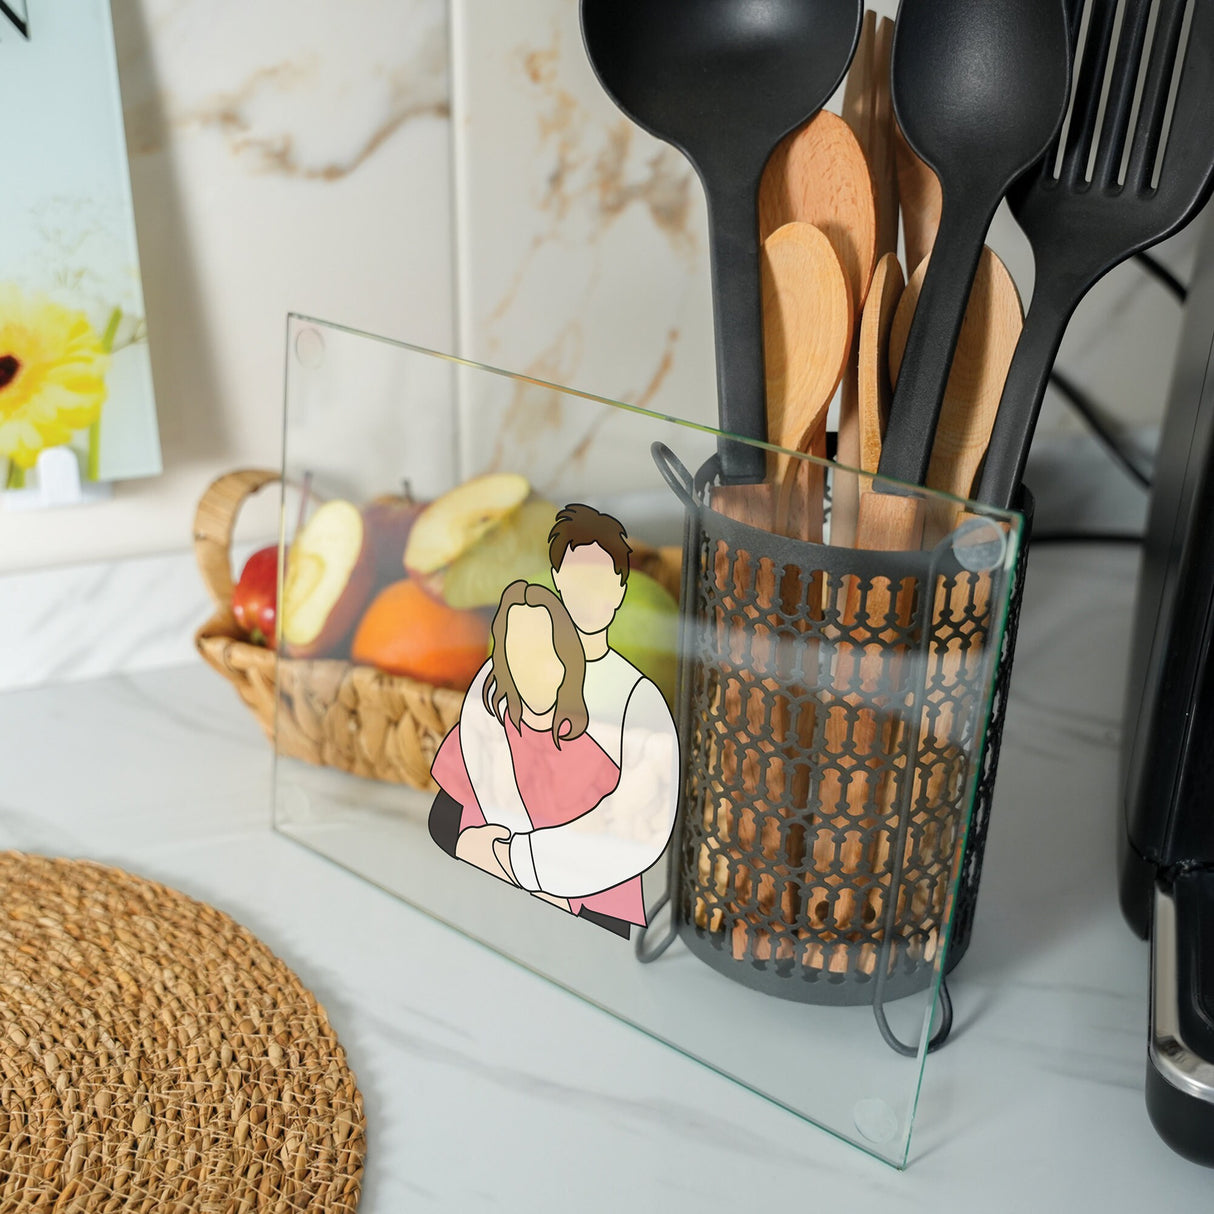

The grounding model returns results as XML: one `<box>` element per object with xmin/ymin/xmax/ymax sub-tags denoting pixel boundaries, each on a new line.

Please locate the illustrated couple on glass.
<box><xmin>428</xmin><ymin>504</ymin><xmax>680</xmax><ymax>939</ymax></box>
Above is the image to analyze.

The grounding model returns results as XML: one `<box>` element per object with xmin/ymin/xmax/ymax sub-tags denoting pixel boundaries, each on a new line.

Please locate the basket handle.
<box><xmin>193</xmin><ymin>469</ymin><xmax>281</xmax><ymax>609</ymax></box>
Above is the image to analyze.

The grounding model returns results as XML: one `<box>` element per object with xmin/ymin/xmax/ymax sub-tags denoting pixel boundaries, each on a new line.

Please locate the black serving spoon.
<box><xmin>580</xmin><ymin>0</ymin><xmax>863</xmax><ymax>484</ymax></box>
<box><xmin>978</xmin><ymin>0</ymin><xmax>1214</xmax><ymax>511</ymax></box>
<box><xmin>875</xmin><ymin>0</ymin><xmax>1072</xmax><ymax>496</ymax></box>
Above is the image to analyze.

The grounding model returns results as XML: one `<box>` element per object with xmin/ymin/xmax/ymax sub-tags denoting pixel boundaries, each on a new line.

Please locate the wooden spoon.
<box><xmin>832</xmin><ymin>249</ymin><xmax>1021</xmax><ymax>850</ymax></box>
<box><xmin>760</xmin><ymin>111</ymin><xmax>878</xmax><ymax>317</ymax></box>
<box><xmin>727</xmin><ymin>113</ymin><xmax>871</xmax><ymax>536</ymax></box>
<box><xmin>763</xmin><ymin>223</ymin><xmax>853</xmax><ymax>480</ymax></box>
<box><xmin>709</xmin><ymin>222</ymin><xmax>851</xmax><ymax>538</ymax></box>
<box><xmin>715</xmin><ymin>222</ymin><xmax>851</xmax><ymax>761</ymax></box>
<box><xmin>761</xmin><ymin>110</ymin><xmax>876</xmax><ymax>544</ymax></box>
<box><xmin>762</xmin><ymin>223</ymin><xmax>853</xmax><ymax>539</ymax></box>
<box><xmin>706</xmin><ymin>221</ymin><xmax>851</xmax><ymax>947</ymax></box>
<box><xmin>857</xmin><ymin>252</ymin><xmax>905</xmax><ymax>480</ymax></box>
<box><xmin>889</xmin><ymin>248</ymin><xmax>1024</xmax><ymax>542</ymax></box>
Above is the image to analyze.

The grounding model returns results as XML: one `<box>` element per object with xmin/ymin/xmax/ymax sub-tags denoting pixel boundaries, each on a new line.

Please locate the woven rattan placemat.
<box><xmin>0</xmin><ymin>852</ymin><xmax>365</xmax><ymax>1211</ymax></box>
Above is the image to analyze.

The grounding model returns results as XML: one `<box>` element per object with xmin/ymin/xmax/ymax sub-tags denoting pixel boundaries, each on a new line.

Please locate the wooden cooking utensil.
<box><xmin>843</xmin><ymin>12</ymin><xmax>899</xmax><ymax>262</ymax></box>
<box><xmin>759</xmin><ymin>111</ymin><xmax>878</xmax><ymax>318</ymax></box>
<box><xmin>762</xmin><ymin>224</ymin><xmax>852</xmax><ymax>953</ymax></box>
<box><xmin>702</xmin><ymin>479</ymin><xmax>797</xmax><ymax>944</ymax></box>
<box><xmin>889</xmin><ymin>248</ymin><xmax>1024</xmax><ymax>542</ymax></box>
<box><xmin>762</xmin><ymin>222</ymin><xmax>853</xmax><ymax>534</ymax></box>
<box><xmin>858</xmin><ymin>252</ymin><xmax>905</xmax><ymax>480</ymax></box>
<box><xmin>706</xmin><ymin>224</ymin><xmax>852</xmax><ymax>951</ymax></box>
<box><xmin>712</xmin><ymin>221</ymin><xmax>852</xmax><ymax>538</ymax></box>
<box><xmin>871</xmin><ymin>17</ymin><xmax>898</xmax><ymax>256</ymax></box>
<box><xmin>835</xmin><ymin>17</ymin><xmax>897</xmax><ymax>545</ymax></box>
<box><xmin>833</xmin><ymin>250</ymin><xmax>1022</xmax><ymax>879</ymax></box>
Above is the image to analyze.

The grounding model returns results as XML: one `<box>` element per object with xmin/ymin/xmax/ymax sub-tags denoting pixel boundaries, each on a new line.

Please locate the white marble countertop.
<box><xmin>3</xmin><ymin>532</ymin><xmax>1212</xmax><ymax>1208</ymax></box>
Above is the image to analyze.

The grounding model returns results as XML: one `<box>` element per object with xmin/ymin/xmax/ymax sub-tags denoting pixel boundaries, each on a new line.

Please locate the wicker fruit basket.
<box><xmin>194</xmin><ymin>469</ymin><xmax>682</xmax><ymax>792</ymax></box>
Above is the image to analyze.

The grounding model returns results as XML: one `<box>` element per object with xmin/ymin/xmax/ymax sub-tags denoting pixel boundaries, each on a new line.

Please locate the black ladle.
<box><xmin>580</xmin><ymin>0</ymin><xmax>863</xmax><ymax>484</ymax></box>
<box><xmin>877</xmin><ymin>0</ymin><xmax>1072</xmax><ymax>490</ymax></box>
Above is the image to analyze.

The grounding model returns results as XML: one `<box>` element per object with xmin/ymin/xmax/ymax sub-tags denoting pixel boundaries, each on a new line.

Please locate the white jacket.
<box><xmin>457</xmin><ymin>649</ymin><xmax>680</xmax><ymax>899</ymax></box>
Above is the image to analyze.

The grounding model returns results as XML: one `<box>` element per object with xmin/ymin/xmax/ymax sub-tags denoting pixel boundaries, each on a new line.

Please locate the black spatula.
<box><xmin>978</xmin><ymin>0</ymin><xmax>1214</xmax><ymax>511</ymax></box>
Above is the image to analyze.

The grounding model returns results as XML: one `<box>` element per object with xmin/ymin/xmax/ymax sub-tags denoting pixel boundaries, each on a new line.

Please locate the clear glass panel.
<box><xmin>273</xmin><ymin>314</ymin><xmax>1023</xmax><ymax>1168</ymax></box>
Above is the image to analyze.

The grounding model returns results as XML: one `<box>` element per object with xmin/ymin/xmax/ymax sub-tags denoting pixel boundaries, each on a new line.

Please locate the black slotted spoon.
<box><xmin>978</xmin><ymin>0</ymin><xmax>1214</xmax><ymax>510</ymax></box>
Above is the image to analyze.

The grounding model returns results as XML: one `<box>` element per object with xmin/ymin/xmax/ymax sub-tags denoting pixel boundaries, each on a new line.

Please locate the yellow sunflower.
<box><xmin>0</xmin><ymin>284</ymin><xmax>110</xmax><ymax>470</ymax></box>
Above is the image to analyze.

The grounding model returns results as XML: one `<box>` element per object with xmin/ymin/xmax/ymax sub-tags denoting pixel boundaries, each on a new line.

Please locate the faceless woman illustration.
<box><xmin>429</xmin><ymin>505</ymin><xmax>680</xmax><ymax>939</ymax></box>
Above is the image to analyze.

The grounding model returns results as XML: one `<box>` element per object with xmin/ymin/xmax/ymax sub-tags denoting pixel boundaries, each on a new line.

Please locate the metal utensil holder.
<box><xmin>642</xmin><ymin>445</ymin><xmax>1028</xmax><ymax>1051</ymax></box>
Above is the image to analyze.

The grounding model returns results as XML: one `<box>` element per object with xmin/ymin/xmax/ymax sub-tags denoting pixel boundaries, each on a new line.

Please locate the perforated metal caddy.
<box><xmin>643</xmin><ymin>446</ymin><xmax>1028</xmax><ymax>1048</ymax></box>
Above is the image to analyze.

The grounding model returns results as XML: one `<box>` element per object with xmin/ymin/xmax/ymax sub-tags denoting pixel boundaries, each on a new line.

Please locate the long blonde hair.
<box><xmin>482</xmin><ymin>581</ymin><xmax>588</xmax><ymax>748</ymax></box>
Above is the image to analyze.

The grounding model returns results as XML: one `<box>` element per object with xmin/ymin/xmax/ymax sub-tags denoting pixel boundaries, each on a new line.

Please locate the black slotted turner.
<box><xmin>977</xmin><ymin>0</ymin><xmax>1214</xmax><ymax>510</ymax></box>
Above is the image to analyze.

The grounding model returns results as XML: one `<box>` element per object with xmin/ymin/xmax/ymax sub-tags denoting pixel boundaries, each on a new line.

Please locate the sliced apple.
<box><xmin>404</xmin><ymin>473</ymin><xmax>530</xmax><ymax>576</ymax></box>
<box><xmin>442</xmin><ymin>496</ymin><xmax>558</xmax><ymax>609</ymax></box>
<box><xmin>281</xmin><ymin>499</ymin><xmax>375</xmax><ymax>658</ymax></box>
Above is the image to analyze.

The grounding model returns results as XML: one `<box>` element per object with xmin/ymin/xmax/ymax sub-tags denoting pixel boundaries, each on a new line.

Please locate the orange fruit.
<box><xmin>351</xmin><ymin>578</ymin><xmax>489</xmax><ymax>690</ymax></box>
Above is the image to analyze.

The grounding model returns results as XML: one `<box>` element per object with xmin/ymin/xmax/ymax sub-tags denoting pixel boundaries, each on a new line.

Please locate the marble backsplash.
<box><xmin>451</xmin><ymin>0</ymin><xmax>718</xmax><ymax>446</ymax></box>
<box><xmin>1</xmin><ymin>0</ymin><xmax>1204</xmax><ymax>691</ymax></box>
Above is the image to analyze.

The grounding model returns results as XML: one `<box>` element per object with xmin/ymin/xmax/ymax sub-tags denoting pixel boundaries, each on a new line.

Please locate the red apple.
<box><xmin>281</xmin><ymin>500</ymin><xmax>375</xmax><ymax>659</ymax></box>
<box><xmin>232</xmin><ymin>545</ymin><xmax>280</xmax><ymax>648</ymax></box>
<box><xmin>363</xmin><ymin>491</ymin><xmax>425</xmax><ymax>589</ymax></box>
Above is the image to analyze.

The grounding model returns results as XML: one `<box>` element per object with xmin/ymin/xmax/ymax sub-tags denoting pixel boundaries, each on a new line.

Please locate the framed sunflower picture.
<box><xmin>0</xmin><ymin>0</ymin><xmax>161</xmax><ymax>496</ymax></box>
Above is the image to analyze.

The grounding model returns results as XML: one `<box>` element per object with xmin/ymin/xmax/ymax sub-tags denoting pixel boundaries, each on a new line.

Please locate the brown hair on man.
<box><xmin>548</xmin><ymin>504</ymin><xmax>632</xmax><ymax>583</ymax></box>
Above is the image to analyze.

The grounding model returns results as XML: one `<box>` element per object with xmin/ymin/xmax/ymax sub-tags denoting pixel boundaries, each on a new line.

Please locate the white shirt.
<box><xmin>456</xmin><ymin>649</ymin><xmax>680</xmax><ymax>900</ymax></box>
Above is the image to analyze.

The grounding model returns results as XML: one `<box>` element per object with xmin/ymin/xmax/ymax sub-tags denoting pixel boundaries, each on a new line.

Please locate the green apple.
<box><xmin>611</xmin><ymin>570</ymin><xmax>680</xmax><ymax>708</ymax></box>
<box><xmin>441</xmin><ymin>496</ymin><xmax>558</xmax><ymax>610</ymax></box>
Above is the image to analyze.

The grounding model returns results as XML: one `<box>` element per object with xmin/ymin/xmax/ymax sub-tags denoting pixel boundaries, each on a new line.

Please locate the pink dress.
<box><xmin>431</xmin><ymin>716</ymin><xmax>648</xmax><ymax>926</ymax></box>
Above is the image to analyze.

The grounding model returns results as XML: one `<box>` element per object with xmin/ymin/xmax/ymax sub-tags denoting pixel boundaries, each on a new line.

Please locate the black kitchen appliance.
<box><xmin>1122</xmin><ymin>207</ymin><xmax>1214</xmax><ymax>1166</ymax></box>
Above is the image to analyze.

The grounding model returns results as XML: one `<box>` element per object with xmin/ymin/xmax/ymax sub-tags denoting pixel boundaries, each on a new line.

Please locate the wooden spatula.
<box><xmin>762</xmin><ymin>223</ymin><xmax>854</xmax><ymax>491</ymax></box>
<box><xmin>844</xmin><ymin>13</ymin><xmax>899</xmax><ymax>262</ymax></box>
<box><xmin>889</xmin><ymin>248</ymin><xmax>1024</xmax><ymax>542</ymax></box>
<box><xmin>858</xmin><ymin>252</ymin><xmax>905</xmax><ymax>481</ymax></box>
<box><xmin>835</xmin><ymin>250</ymin><xmax>1022</xmax><ymax>852</ymax></box>
<box><xmin>706</xmin><ymin>222</ymin><xmax>852</xmax><ymax>950</ymax></box>
<box><xmin>712</xmin><ymin>222</ymin><xmax>852</xmax><ymax>535</ymax></box>
<box><xmin>835</xmin><ymin>14</ymin><xmax>898</xmax><ymax>545</ymax></box>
